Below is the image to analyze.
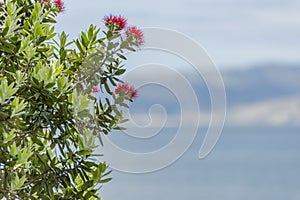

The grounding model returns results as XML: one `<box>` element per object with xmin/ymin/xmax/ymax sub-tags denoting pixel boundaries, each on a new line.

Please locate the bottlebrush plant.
<box><xmin>0</xmin><ymin>0</ymin><xmax>142</xmax><ymax>199</ymax></box>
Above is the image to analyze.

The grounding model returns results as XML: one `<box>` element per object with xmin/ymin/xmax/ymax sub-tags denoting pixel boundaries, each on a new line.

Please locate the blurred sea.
<box><xmin>100</xmin><ymin>127</ymin><xmax>300</xmax><ymax>200</ymax></box>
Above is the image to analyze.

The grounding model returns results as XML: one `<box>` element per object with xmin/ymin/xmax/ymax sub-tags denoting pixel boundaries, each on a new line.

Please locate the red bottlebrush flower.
<box><xmin>115</xmin><ymin>83</ymin><xmax>137</xmax><ymax>100</ymax></box>
<box><xmin>104</xmin><ymin>15</ymin><xmax>127</xmax><ymax>30</ymax></box>
<box><xmin>41</xmin><ymin>0</ymin><xmax>50</xmax><ymax>5</ymax></box>
<box><xmin>129</xmin><ymin>85</ymin><xmax>138</xmax><ymax>99</ymax></box>
<box><xmin>115</xmin><ymin>83</ymin><xmax>129</xmax><ymax>94</ymax></box>
<box><xmin>126</xmin><ymin>26</ymin><xmax>144</xmax><ymax>46</ymax></box>
<box><xmin>54</xmin><ymin>0</ymin><xmax>64</xmax><ymax>12</ymax></box>
<box><xmin>93</xmin><ymin>86</ymin><xmax>100</xmax><ymax>93</ymax></box>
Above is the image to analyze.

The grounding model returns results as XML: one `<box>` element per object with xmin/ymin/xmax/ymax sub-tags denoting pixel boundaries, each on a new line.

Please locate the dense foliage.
<box><xmin>0</xmin><ymin>0</ymin><xmax>142</xmax><ymax>199</ymax></box>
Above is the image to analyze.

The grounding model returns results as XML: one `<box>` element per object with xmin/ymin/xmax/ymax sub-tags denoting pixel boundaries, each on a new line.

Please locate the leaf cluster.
<box><xmin>0</xmin><ymin>0</ymin><xmax>138</xmax><ymax>199</ymax></box>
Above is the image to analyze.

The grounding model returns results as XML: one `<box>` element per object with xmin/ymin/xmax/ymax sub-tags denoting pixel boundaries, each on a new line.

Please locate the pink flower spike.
<box><xmin>54</xmin><ymin>0</ymin><xmax>65</xmax><ymax>12</ymax></box>
<box><xmin>115</xmin><ymin>83</ymin><xmax>130</xmax><ymax>94</ymax></box>
<box><xmin>41</xmin><ymin>0</ymin><xmax>50</xmax><ymax>5</ymax></box>
<box><xmin>115</xmin><ymin>83</ymin><xmax>137</xmax><ymax>100</ymax></box>
<box><xmin>104</xmin><ymin>15</ymin><xmax>127</xmax><ymax>30</ymax></box>
<box><xmin>129</xmin><ymin>86</ymin><xmax>138</xmax><ymax>100</ymax></box>
<box><xmin>126</xmin><ymin>26</ymin><xmax>144</xmax><ymax>46</ymax></box>
<box><xmin>93</xmin><ymin>86</ymin><xmax>100</xmax><ymax>93</ymax></box>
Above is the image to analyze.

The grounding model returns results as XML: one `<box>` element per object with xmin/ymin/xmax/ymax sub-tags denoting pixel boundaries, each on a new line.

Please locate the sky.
<box><xmin>55</xmin><ymin>0</ymin><xmax>300</xmax><ymax>68</ymax></box>
<box><xmin>54</xmin><ymin>0</ymin><xmax>300</xmax><ymax>128</ymax></box>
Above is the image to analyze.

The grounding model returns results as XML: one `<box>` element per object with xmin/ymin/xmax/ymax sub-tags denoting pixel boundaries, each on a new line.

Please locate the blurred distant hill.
<box><xmin>221</xmin><ymin>65</ymin><xmax>300</xmax><ymax>126</ymax></box>
<box><xmin>127</xmin><ymin>64</ymin><xmax>300</xmax><ymax>127</ymax></box>
<box><xmin>222</xmin><ymin>64</ymin><xmax>300</xmax><ymax>107</ymax></box>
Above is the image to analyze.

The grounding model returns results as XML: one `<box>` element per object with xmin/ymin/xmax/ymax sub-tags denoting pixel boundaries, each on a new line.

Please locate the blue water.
<box><xmin>100</xmin><ymin>127</ymin><xmax>300</xmax><ymax>200</ymax></box>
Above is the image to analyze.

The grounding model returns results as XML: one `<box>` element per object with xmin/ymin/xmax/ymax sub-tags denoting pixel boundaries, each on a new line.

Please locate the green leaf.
<box><xmin>115</xmin><ymin>69</ymin><xmax>126</xmax><ymax>75</ymax></box>
<box><xmin>53</xmin><ymin>64</ymin><xmax>64</xmax><ymax>76</ymax></box>
<box><xmin>99</xmin><ymin>178</ymin><xmax>112</xmax><ymax>183</ymax></box>
<box><xmin>3</xmin><ymin>129</ymin><xmax>16</xmax><ymax>143</ymax></box>
<box><xmin>117</xmin><ymin>53</ymin><xmax>127</xmax><ymax>60</ymax></box>
<box><xmin>81</xmin><ymin>180</ymin><xmax>93</xmax><ymax>191</ymax></box>
<box><xmin>0</xmin><ymin>80</ymin><xmax>18</xmax><ymax>103</ymax></box>
<box><xmin>11</xmin><ymin>97</ymin><xmax>27</xmax><ymax>118</ymax></box>
<box><xmin>15</xmin><ymin>71</ymin><xmax>26</xmax><ymax>85</ymax></box>
<box><xmin>11</xmin><ymin>174</ymin><xmax>27</xmax><ymax>191</ymax></box>
<box><xmin>60</xmin><ymin>32</ymin><xmax>67</xmax><ymax>48</ymax></box>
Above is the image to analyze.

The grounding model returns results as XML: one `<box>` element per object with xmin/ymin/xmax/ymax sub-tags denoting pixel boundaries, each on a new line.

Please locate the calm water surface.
<box><xmin>100</xmin><ymin>127</ymin><xmax>300</xmax><ymax>200</ymax></box>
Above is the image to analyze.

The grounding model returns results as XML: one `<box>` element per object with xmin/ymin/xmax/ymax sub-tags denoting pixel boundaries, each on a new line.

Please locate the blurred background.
<box><xmin>56</xmin><ymin>0</ymin><xmax>300</xmax><ymax>199</ymax></box>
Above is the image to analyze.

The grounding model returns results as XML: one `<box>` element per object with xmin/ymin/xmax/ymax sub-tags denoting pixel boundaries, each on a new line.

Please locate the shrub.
<box><xmin>0</xmin><ymin>0</ymin><xmax>142</xmax><ymax>199</ymax></box>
